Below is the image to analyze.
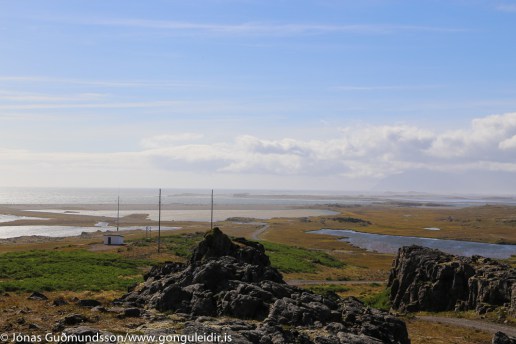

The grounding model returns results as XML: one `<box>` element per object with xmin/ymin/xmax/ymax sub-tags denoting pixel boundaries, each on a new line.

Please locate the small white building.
<box><xmin>103</xmin><ymin>234</ymin><xmax>124</xmax><ymax>245</ymax></box>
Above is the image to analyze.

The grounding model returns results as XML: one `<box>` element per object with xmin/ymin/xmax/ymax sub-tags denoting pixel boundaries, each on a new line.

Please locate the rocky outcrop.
<box><xmin>493</xmin><ymin>332</ymin><xmax>516</xmax><ymax>344</ymax></box>
<box><xmin>388</xmin><ymin>245</ymin><xmax>515</xmax><ymax>313</ymax></box>
<box><xmin>118</xmin><ymin>228</ymin><xmax>410</xmax><ymax>344</ymax></box>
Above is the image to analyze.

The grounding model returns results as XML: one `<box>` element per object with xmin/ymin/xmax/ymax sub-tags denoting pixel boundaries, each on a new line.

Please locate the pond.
<box><xmin>309</xmin><ymin>229</ymin><xmax>516</xmax><ymax>259</ymax></box>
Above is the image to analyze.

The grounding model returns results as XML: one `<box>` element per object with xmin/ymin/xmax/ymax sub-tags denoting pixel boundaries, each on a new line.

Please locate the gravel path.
<box><xmin>286</xmin><ymin>279</ymin><xmax>386</xmax><ymax>286</ymax></box>
<box><xmin>417</xmin><ymin>316</ymin><xmax>516</xmax><ymax>337</ymax></box>
<box><xmin>250</xmin><ymin>223</ymin><xmax>269</xmax><ymax>241</ymax></box>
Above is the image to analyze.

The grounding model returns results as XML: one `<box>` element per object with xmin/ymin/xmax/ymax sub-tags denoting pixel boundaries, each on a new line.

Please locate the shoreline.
<box><xmin>0</xmin><ymin>203</ymin><xmax>336</xmax><ymax>241</ymax></box>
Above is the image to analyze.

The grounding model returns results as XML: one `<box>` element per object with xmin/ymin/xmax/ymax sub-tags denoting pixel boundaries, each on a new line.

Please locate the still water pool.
<box><xmin>310</xmin><ymin>229</ymin><xmax>516</xmax><ymax>259</ymax></box>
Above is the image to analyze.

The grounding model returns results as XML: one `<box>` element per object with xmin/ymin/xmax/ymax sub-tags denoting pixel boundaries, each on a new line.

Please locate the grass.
<box><xmin>304</xmin><ymin>284</ymin><xmax>350</xmax><ymax>295</ymax></box>
<box><xmin>130</xmin><ymin>232</ymin><xmax>203</xmax><ymax>259</ymax></box>
<box><xmin>0</xmin><ymin>250</ymin><xmax>150</xmax><ymax>292</ymax></box>
<box><xmin>260</xmin><ymin>241</ymin><xmax>344</xmax><ymax>273</ymax></box>
<box><xmin>405</xmin><ymin>317</ymin><xmax>491</xmax><ymax>344</ymax></box>
<box><xmin>130</xmin><ymin>233</ymin><xmax>345</xmax><ymax>274</ymax></box>
<box><xmin>361</xmin><ymin>288</ymin><xmax>391</xmax><ymax>310</ymax></box>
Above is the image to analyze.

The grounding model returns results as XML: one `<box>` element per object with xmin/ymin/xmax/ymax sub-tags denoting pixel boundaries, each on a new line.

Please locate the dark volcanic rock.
<box><xmin>388</xmin><ymin>245</ymin><xmax>516</xmax><ymax>313</ymax></box>
<box><xmin>62</xmin><ymin>314</ymin><xmax>89</xmax><ymax>326</ymax></box>
<box><xmin>77</xmin><ymin>299</ymin><xmax>101</xmax><ymax>308</ymax></box>
<box><xmin>53</xmin><ymin>297</ymin><xmax>69</xmax><ymax>306</ymax></box>
<box><xmin>493</xmin><ymin>332</ymin><xmax>516</xmax><ymax>344</ymax></box>
<box><xmin>53</xmin><ymin>314</ymin><xmax>90</xmax><ymax>333</ymax></box>
<box><xmin>28</xmin><ymin>292</ymin><xmax>48</xmax><ymax>301</ymax></box>
<box><xmin>118</xmin><ymin>227</ymin><xmax>410</xmax><ymax>344</ymax></box>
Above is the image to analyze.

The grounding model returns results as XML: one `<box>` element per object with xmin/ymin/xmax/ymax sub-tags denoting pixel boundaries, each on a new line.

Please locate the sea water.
<box><xmin>1</xmin><ymin>187</ymin><xmax>515</xmax><ymax>206</ymax></box>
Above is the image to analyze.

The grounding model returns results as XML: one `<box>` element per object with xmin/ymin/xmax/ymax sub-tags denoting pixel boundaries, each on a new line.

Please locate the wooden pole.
<box><xmin>158</xmin><ymin>188</ymin><xmax>161</xmax><ymax>253</ymax></box>
<box><xmin>210</xmin><ymin>189</ymin><xmax>214</xmax><ymax>230</ymax></box>
<box><xmin>116</xmin><ymin>195</ymin><xmax>120</xmax><ymax>232</ymax></box>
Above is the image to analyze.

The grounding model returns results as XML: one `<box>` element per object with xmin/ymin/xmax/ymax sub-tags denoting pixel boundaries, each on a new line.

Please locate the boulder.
<box><xmin>28</xmin><ymin>292</ymin><xmax>48</xmax><ymax>301</ymax></box>
<box><xmin>77</xmin><ymin>299</ymin><xmax>101</xmax><ymax>308</ymax></box>
<box><xmin>62</xmin><ymin>314</ymin><xmax>89</xmax><ymax>326</ymax></box>
<box><xmin>388</xmin><ymin>246</ymin><xmax>515</xmax><ymax>313</ymax></box>
<box><xmin>53</xmin><ymin>297</ymin><xmax>68</xmax><ymax>306</ymax></box>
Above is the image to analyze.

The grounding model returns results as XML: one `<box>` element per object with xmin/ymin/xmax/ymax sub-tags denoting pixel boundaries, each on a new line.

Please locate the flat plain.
<box><xmin>0</xmin><ymin>202</ymin><xmax>515</xmax><ymax>343</ymax></box>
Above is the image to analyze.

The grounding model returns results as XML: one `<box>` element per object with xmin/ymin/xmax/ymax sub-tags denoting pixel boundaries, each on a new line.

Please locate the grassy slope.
<box><xmin>0</xmin><ymin>233</ymin><xmax>347</xmax><ymax>293</ymax></box>
<box><xmin>0</xmin><ymin>250</ymin><xmax>149</xmax><ymax>292</ymax></box>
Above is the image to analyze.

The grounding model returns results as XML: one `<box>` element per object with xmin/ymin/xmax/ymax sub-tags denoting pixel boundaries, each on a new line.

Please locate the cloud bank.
<box><xmin>2</xmin><ymin>113</ymin><xmax>516</xmax><ymax>191</ymax></box>
<box><xmin>140</xmin><ymin>112</ymin><xmax>516</xmax><ymax>178</ymax></box>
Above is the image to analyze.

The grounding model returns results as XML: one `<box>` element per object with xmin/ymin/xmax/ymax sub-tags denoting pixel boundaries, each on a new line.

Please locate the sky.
<box><xmin>1</xmin><ymin>0</ymin><xmax>516</xmax><ymax>194</ymax></box>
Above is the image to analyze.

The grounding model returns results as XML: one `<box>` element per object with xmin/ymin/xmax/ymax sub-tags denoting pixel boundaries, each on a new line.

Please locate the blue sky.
<box><xmin>1</xmin><ymin>0</ymin><xmax>516</xmax><ymax>193</ymax></box>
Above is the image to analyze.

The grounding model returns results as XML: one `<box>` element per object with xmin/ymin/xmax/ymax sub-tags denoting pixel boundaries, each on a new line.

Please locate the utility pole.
<box><xmin>158</xmin><ymin>188</ymin><xmax>161</xmax><ymax>253</ymax></box>
<box><xmin>210</xmin><ymin>189</ymin><xmax>214</xmax><ymax>230</ymax></box>
<box><xmin>116</xmin><ymin>195</ymin><xmax>120</xmax><ymax>232</ymax></box>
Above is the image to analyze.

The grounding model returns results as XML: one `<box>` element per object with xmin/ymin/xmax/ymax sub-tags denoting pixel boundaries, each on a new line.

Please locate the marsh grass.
<box><xmin>0</xmin><ymin>250</ymin><xmax>149</xmax><ymax>292</ymax></box>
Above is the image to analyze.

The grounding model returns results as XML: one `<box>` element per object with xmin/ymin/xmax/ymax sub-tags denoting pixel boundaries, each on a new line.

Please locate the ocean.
<box><xmin>0</xmin><ymin>187</ymin><xmax>515</xmax><ymax>206</ymax></box>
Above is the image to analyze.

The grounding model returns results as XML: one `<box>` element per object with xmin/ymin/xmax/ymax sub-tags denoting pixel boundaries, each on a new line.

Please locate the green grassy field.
<box><xmin>261</xmin><ymin>241</ymin><xmax>344</xmax><ymax>273</ymax></box>
<box><xmin>129</xmin><ymin>232</ymin><xmax>345</xmax><ymax>274</ymax></box>
<box><xmin>130</xmin><ymin>232</ymin><xmax>203</xmax><ymax>258</ymax></box>
<box><xmin>0</xmin><ymin>233</ymin><xmax>347</xmax><ymax>293</ymax></box>
<box><xmin>0</xmin><ymin>250</ymin><xmax>150</xmax><ymax>292</ymax></box>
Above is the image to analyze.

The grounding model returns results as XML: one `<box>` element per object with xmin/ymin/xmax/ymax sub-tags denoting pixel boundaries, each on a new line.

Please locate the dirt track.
<box><xmin>286</xmin><ymin>279</ymin><xmax>385</xmax><ymax>286</ymax></box>
<box><xmin>417</xmin><ymin>316</ymin><xmax>516</xmax><ymax>337</ymax></box>
<box><xmin>250</xmin><ymin>223</ymin><xmax>269</xmax><ymax>241</ymax></box>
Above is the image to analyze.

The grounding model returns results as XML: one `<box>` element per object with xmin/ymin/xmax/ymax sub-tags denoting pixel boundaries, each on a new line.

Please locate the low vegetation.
<box><xmin>330</xmin><ymin>217</ymin><xmax>372</xmax><ymax>226</ymax></box>
<box><xmin>260</xmin><ymin>241</ymin><xmax>344</xmax><ymax>273</ymax></box>
<box><xmin>361</xmin><ymin>287</ymin><xmax>391</xmax><ymax>311</ymax></box>
<box><xmin>0</xmin><ymin>250</ymin><xmax>149</xmax><ymax>292</ymax></box>
<box><xmin>130</xmin><ymin>233</ymin><xmax>345</xmax><ymax>274</ymax></box>
<box><xmin>131</xmin><ymin>232</ymin><xmax>203</xmax><ymax>258</ymax></box>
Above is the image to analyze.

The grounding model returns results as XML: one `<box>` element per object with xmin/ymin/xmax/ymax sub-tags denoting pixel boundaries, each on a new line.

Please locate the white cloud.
<box><xmin>136</xmin><ymin>113</ymin><xmax>516</xmax><ymax>178</ymax></box>
<box><xmin>499</xmin><ymin>135</ymin><xmax>516</xmax><ymax>150</ymax></box>
<box><xmin>42</xmin><ymin>16</ymin><xmax>466</xmax><ymax>36</ymax></box>
<box><xmin>0</xmin><ymin>76</ymin><xmax>203</xmax><ymax>89</ymax></box>
<box><xmin>0</xmin><ymin>100</ymin><xmax>183</xmax><ymax>111</ymax></box>
<box><xmin>0</xmin><ymin>90</ymin><xmax>106</xmax><ymax>102</ymax></box>
<box><xmin>2</xmin><ymin>112</ymin><xmax>516</xmax><ymax>189</ymax></box>
<box><xmin>333</xmin><ymin>85</ymin><xmax>442</xmax><ymax>92</ymax></box>
<box><xmin>426</xmin><ymin>112</ymin><xmax>516</xmax><ymax>158</ymax></box>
